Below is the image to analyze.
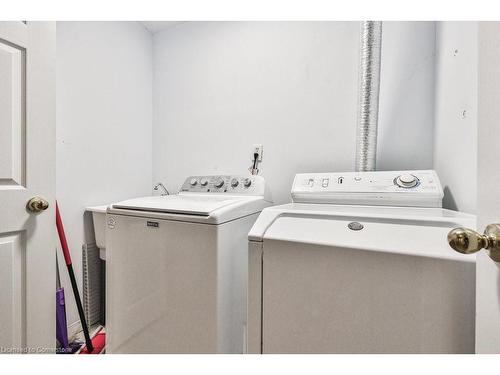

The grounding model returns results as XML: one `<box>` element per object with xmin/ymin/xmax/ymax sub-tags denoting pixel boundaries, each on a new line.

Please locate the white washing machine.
<box><xmin>106</xmin><ymin>175</ymin><xmax>271</xmax><ymax>353</ymax></box>
<box><xmin>247</xmin><ymin>170</ymin><xmax>476</xmax><ymax>354</ymax></box>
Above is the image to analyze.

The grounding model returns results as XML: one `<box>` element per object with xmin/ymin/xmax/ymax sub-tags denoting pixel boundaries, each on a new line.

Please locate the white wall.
<box><xmin>377</xmin><ymin>22</ymin><xmax>436</xmax><ymax>170</ymax></box>
<box><xmin>434</xmin><ymin>22</ymin><xmax>477</xmax><ymax>213</ymax></box>
<box><xmin>152</xmin><ymin>21</ymin><xmax>436</xmax><ymax>204</ymax></box>
<box><xmin>56</xmin><ymin>21</ymin><xmax>153</xmax><ymax>332</ymax></box>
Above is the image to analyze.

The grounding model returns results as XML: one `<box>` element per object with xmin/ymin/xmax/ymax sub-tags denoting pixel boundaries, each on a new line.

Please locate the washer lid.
<box><xmin>111</xmin><ymin>195</ymin><xmax>246</xmax><ymax>216</ymax></box>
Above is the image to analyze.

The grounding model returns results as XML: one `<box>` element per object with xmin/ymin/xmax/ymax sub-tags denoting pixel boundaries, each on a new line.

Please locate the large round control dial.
<box><xmin>395</xmin><ymin>174</ymin><xmax>419</xmax><ymax>188</ymax></box>
<box><xmin>189</xmin><ymin>178</ymin><xmax>198</xmax><ymax>186</ymax></box>
<box><xmin>200</xmin><ymin>178</ymin><xmax>209</xmax><ymax>186</ymax></box>
<box><xmin>231</xmin><ymin>178</ymin><xmax>239</xmax><ymax>188</ymax></box>
<box><xmin>214</xmin><ymin>178</ymin><xmax>225</xmax><ymax>188</ymax></box>
<box><xmin>243</xmin><ymin>178</ymin><xmax>252</xmax><ymax>188</ymax></box>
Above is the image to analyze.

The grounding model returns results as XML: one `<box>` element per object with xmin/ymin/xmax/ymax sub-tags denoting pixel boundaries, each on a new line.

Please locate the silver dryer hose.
<box><xmin>355</xmin><ymin>21</ymin><xmax>382</xmax><ymax>172</ymax></box>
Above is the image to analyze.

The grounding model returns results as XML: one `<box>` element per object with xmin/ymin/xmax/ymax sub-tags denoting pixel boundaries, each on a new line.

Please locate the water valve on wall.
<box><xmin>249</xmin><ymin>144</ymin><xmax>263</xmax><ymax>175</ymax></box>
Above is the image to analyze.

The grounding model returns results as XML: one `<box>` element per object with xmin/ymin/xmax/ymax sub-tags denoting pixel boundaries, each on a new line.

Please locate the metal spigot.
<box><xmin>249</xmin><ymin>152</ymin><xmax>260</xmax><ymax>176</ymax></box>
<box><xmin>447</xmin><ymin>224</ymin><xmax>500</xmax><ymax>261</ymax></box>
<box><xmin>153</xmin><ymin>182</ymin><xmax>169</xmax><ymax>196</ymax></box>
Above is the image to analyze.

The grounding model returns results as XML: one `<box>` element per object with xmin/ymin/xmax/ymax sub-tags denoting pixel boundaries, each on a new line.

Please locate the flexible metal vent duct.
<box><xmin>355</xmin><ymin>21</ymin><xmax>382</xmax><ymax>172</ymax></box>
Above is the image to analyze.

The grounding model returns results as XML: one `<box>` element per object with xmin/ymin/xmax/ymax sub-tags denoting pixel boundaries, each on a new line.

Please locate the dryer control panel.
<box><xmin>180</xmin><ymin>175</ymin><xmax>267</xmax><ymax>196</ymax></box>
<box><xmin>291</xmin><ymin>170</ymin><xmax>443</xmax><ymax>207</ymax></box>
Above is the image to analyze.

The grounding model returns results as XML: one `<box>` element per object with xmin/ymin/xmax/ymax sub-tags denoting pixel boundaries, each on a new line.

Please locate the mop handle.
<box><xmin>56</xmin><ymin>202</ymin><xmax>72</xmax><ymax>266</ymax></box>
<box><xmin>55</xmin><ymin>201</ymin><xmax>94</xmax><ymax>353</ymax></box>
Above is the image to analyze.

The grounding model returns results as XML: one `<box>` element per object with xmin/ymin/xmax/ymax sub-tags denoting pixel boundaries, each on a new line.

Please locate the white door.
<box><xmin>0</xmin><ymin>21</ymin><xmax>55</xmax><ymax>353</ymax></box>
<box><xmin>475</xmin><ymin>22</ymin><xmax>500</xmax><ymax>353</ymax></box>
<box><xmin>448</xmin><ymin>22</ymin><xmax>500</xmax><ymax>353</ymax></box>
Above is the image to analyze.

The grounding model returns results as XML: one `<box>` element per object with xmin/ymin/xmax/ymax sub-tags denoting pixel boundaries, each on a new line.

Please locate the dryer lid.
<box><xmin>111</xmin><ymin>195</ymin><xmax>247</xmax><ymax>216</ymax></box>
<box><xmin>261</xmin><ymin>214</ymin><xmax>475</xmax><ymax>263</ymax></box>
<box><xmin>248</xmin><ymin>203</ymin><xmax>477</xmax><ymax>262</ymax></box>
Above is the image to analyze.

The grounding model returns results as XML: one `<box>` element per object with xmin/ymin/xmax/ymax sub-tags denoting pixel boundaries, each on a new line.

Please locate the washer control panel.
<box><xmin>291</xmin><ymin>170</ymin><xmax>443</xmax><ymax>207</ymax></box>
<box><xmin>180</xmin><ymin>175</ymin><xmax>265</xmax><ymax>196</ymax></box>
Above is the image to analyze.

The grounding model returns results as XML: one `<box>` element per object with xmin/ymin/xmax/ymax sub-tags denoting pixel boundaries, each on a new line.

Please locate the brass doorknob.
<box><xmin>26</xmin><ymin>196</ymin><xmax>49</xmax><ymax>213</ymax></box>
<box><xmin>448</xmin><ymin>224</ymin><xmax>500</xmax><ymax>261</ymax></box>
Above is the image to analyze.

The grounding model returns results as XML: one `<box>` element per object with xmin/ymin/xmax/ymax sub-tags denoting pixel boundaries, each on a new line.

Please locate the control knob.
<box><xmin>189</xmin><ymin>178</ymin><xmax>198</xmax><ymax>186</ymax></box>
<box><xmin>231</xmin><ymin>178</ymin><xmax>239</xmax><ymax>188</ymax></box>
<box><xmin>395</xmin><ymin>174</ymin><xmax>419</xmax><ymax>188</ymax></box>
<box><xmin>243</xmin><ymin>178</ymin><xmax>252</xmax><ymax>188</ymax></box>
<box><xmin>200</xmin><ymin>178</ymin><xmax>209</xmax><ymax>186</ymax></box>
<box><xmin>214</xmin><ymin>178</ymin><xmax>225</xmax><ymax>188</ymax></box>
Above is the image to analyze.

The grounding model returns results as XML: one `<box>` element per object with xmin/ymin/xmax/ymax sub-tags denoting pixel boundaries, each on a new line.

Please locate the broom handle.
<box><xmin>56</xmin><ymin>202</ymin><xmax>94</xmax><ymax>353</ymax></box>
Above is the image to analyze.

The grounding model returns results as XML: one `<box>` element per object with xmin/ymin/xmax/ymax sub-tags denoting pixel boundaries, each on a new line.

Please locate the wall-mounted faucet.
<box><xmin>153</xmin><ymin>182</ymin><xmax>170</xmax><ymax>196</ymax></box>
<box><xmin>249</xmin><ymin>144</ymin><xmax>263</xmax><ymax>175</ymax></box>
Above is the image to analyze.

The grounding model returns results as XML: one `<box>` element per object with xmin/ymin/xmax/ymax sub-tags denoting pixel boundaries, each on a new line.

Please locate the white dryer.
<box><xmin>247</xmin><ymin>170</ymin><xmax>476</xmax><ymax>354</ymax></box>
<box><xmin>106</xmin><ymin>175</ymin><xmax>271</xmax><ymax>353</ymax></box>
